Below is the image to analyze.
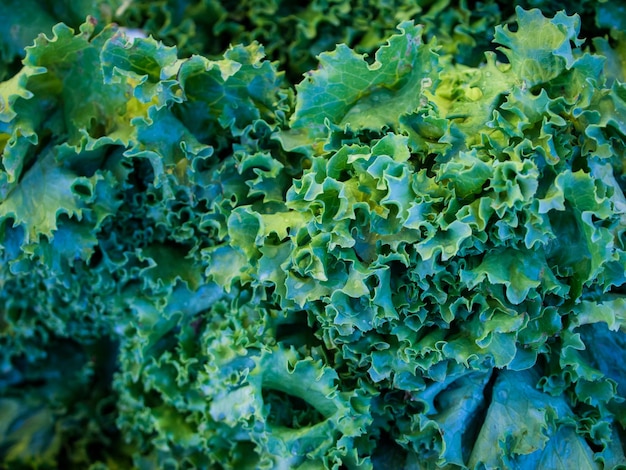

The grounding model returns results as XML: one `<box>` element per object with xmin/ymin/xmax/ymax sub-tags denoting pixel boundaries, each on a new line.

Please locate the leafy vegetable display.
<box><xmin>1</xmin><ymin>1</ymin><xmax>626</xmax><ymax>468</ymax></box>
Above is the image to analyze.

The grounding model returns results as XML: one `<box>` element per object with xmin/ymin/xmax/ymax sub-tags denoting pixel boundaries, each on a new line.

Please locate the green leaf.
<box><xmin>593</xmin><ymin>33</ymin><xmax>626</xmax><ymax>85</ymax></box>
<box><xmin>439</xmin><ymin>149</ymin><xmax>492</xmax><ymax>199</ymax></box>
<box><xmin>125</xmin><ymin>105</ymin><xmax>212</xmax><ymax>192</ymax></box>
<box><xmin>415</xmin><ymin>220</ymin><xmax>473</xmax><ymax>262</ymax></box>
<box><xmin>577</xmin><ymin>322</ymin><xmax>626</xmax><ymax>398</ymax></box>
<box><xmin>535</xmin><ymin>426</ymin><xmax>599</xmax><ymax>470</ymax></box>
<box><xmin>0</xmin><ymin>150</ymin><xmax>86</xmax><ymax>245</ymax></box>
<box><xmin>139</xmin><ymin>243</ymin><xmax>203</xmax><ymax>291</ymax></box>
<box><xmin>494</xmin><ymin>7</ymin><xmax>583</xmax><ymax>87</ymax></box>
<box><xmin>468</xmin><ymin>369</ymin><xmax>573</xmax><ymax>468</ymax></box>
<box><xmin>432</xmin><ymin>371</ymin><xmax>492</xmax><ymax>467</ymax></box>
<box><xmin>21</xmin><ymin>20</ymin><xmax>140</xmax><ymax>148</ymax></box>
<box><xmin>283</xmin><ymin>21</ymin><xmax>439</xmax><ymax>150</ymax></box>
<box><xmin>34</xmin><ymin>216</ymin><xmax>99</xmax><ymax>272</ymax></box>
<box><xmin>101</xmin><ymin>31</ymin><xmax>182</xmax><ymax>108</ymax></box>
<box><xmin>462</xmin><ymin>248</ymin><xmax>567</xmax><ymax>305</ymax></box>
<box><xmin>429</xmin><ymin>52</ymin><xmax>514</xmax><ymax>143</ymax></box>
<box><xmin>572</xmin><ymin>298</ymin><xmax>626</xmax><ymax>333</ymax></box>
<box><xmin>597</xmin><ymin>427</ymin><xmax>626</xmax><ymax>469</ymax></box>
<box><xmin>0</xmin><ymin>66</ymin><xmax>44</xmax><ymax>124</ymax></box>
<box><xmin>176</xmin><ymin>42</ymin><xmax>285</xmax><ymax>138</ymax></box>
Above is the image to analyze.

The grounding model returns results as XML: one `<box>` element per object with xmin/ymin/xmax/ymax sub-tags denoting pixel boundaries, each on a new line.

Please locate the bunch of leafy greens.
<box><xmin>1</xmin><ymin>1</ymin><xmax>626</xmax><ymax>469</ymax></box>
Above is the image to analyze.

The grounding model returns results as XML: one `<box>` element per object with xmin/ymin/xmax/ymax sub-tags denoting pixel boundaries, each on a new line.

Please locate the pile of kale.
<box><xmin>1</xmin><ymin>1</ymin><xmax>625</xmax><ymax>468</ymax></box>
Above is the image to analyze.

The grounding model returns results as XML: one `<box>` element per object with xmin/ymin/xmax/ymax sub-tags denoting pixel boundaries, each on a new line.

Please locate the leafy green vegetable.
<box><xmin>1</xmin><ymin>2</ymin><xmax>626</xmax><ymax>469</ymax></box>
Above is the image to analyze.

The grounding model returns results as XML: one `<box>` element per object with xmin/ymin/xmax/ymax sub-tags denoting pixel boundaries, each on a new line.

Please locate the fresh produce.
<box><xmin>1</xmin><ymin>1</ymin><xmax>625</xmax><ymax>468</ymax></box>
